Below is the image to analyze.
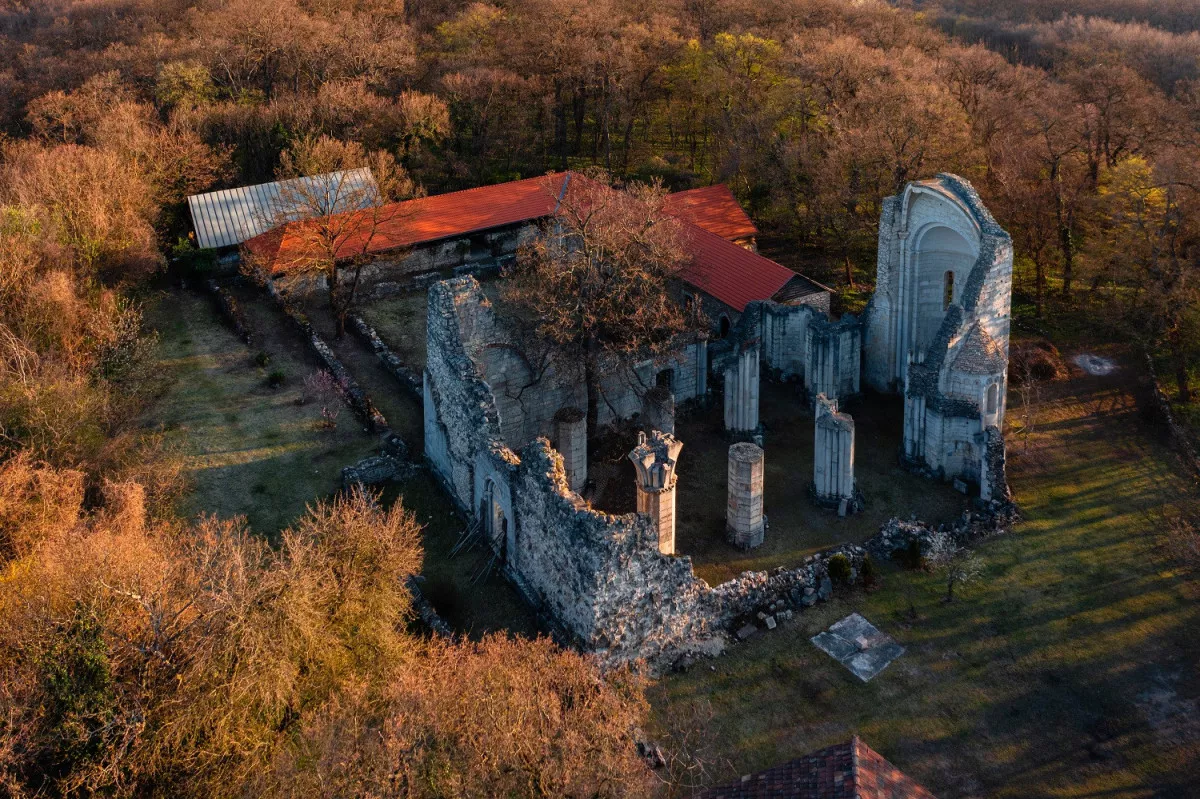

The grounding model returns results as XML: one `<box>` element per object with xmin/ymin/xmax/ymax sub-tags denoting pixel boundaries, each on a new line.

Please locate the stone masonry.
<box><xmin>813</xmin><ymin>394</ymin><xmax>857</xmax><ymax>509</ymax></box>
<box><xmin>726</xmin><ymin>442</ymin><xmax>766</xmax><ymax>549</ymax></box>
<box><xmin>630</xmin><ymin>430</ymin><xmax>684</xmax><ymax>555</ymax></box>
<box><xmin>553</xmin><ymin>406</ymin><xmax>588</xmax><ymax>493</ymax></box>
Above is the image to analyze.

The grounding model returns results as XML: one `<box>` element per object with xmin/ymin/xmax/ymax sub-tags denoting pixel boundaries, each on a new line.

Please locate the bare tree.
<box><xmin>925</xmin><ymin>531</ymin><xmax>983</xmax><ymax>603</ymax></box>
<box><xmin>248</xmin><ymin>135</ymin><xmax>418</xmax><ymax>336</ymax></box>
<box><xmin>504</xmin><ymin>170</ymin><xmax>700</xmax><ymax>439</ymax></box>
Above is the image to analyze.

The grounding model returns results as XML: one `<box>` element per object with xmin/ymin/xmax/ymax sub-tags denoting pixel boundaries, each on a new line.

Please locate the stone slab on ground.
<box><xmin>811</xmin><ymin>612</ymin><xmax>905</xmax><ymax>683</ymax></box>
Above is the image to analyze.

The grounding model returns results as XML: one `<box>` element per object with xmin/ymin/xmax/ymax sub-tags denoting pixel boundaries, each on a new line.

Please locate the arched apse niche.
<box><xmin>912</xmin><ymin>224</ymin><xmax>976</xmax><ymax>356</ymax></box>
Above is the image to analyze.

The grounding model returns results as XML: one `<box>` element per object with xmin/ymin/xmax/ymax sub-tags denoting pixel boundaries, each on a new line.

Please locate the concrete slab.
<box><xmin>811</xmin><ymin>612</ymin><xmax>904</xmax><ymax>682</ymax></box>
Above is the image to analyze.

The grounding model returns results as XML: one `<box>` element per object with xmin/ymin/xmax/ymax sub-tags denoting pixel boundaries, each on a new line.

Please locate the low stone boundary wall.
<box><xmin>204</xmin><ymin>279</ymin><xmax>252</xmax><ymax>345</ymax></box>
<box><xmin>348</xmin><ymin>314</ymin><xmax>423</xmax><ymax>397</ymax></box>
<box><xmin>264</xmin><ymin>282</ymin><xmax>388</xmax><ymax>433</ymax></box>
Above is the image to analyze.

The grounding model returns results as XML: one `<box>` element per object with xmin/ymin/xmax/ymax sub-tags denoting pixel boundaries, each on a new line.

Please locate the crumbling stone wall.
<box><xmin>339</xmin><ymin>223</ymin><xmax>533</xmax><ymax>301</ymax></box>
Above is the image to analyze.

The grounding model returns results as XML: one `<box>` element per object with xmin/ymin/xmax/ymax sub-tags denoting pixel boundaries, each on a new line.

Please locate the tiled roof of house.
<box><xmin>242</xmin><ymin>172</ymin><xmax>815</xmax><ymax>313</ymax></box>
<box><xmin>663</xmin><ymin>184</ymin><xmax>758</xmax><ymax>242</ymax></box>
<box><xmin>680</xmin><ymin>224</ymin><xmax>798</xmax><ymax>312</ymax></box>
<box><xmin>243</xmin><ymin>172</ymin><xmax>570</xmax><ymax>269</ymax></box>
<box><xmin>696</xmin><ymin>737</ymin><xmax>936</xmax><ymax>799</ymax></box>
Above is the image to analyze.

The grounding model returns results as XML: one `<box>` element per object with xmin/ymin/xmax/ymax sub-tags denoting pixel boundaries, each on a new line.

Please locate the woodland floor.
<box><xmin>649</xmin><ymin>341</ymin><xmax>1200</xmax><ymax>799</ymax></box>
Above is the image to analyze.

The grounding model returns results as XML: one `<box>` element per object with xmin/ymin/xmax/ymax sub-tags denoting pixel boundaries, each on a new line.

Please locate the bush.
<box><xmin>267</xmin><ymin>369</ymin><xmax>286</xmax><ymax>388</ymax></box>
<box><xmin>827</xmin><ymin>553</ymin><xmax>852</xmax><ymax>585</ymax></box>
<box><xmin>860</xmin><ymin>554</ymin><xmax>879</xmax><ymax>588</ymax></box>
<box><xmin>899</xmin><ymin>538</ymin><xmax>925</xmax><ymax>570</ymax></box>
<box><xmin>253</xmin><ymin>351</ymin><xmax>271</xmax><ymax>368</ymax></box>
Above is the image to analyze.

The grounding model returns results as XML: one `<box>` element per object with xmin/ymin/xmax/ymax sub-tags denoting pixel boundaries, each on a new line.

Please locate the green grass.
<box><xmin>142</xmin><ymin>288</ymin><xmax>378</xmax><ymax>537</ymax></box>
<box><xmin>378</xmin><ymin>473</ymin><xmax>541</xmax><ymax>640</ymax></box>
<box><xmin>358</xmin><ymin>290</ymin><xmax>431</xmax><ymax>374</ymax></box>
<box><xmin>649</xmin><ymin>347</ymin><xmax>1200</xmax><ymax>798</ymax></box>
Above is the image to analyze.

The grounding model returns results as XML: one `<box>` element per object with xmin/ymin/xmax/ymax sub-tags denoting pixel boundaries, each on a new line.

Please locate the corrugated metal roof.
<box><xmin>187</xmin><ymin>168</ymin><xmax>378</xmax><ymax>249</ymax></box>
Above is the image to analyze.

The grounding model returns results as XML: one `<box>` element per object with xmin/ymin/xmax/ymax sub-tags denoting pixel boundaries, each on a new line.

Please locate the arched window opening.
<box><xmin>943</xmin><ymin>270</ymin><xmax>955</xmax><ymax>309</ymax></box>
<box><xmin>986</xmin><ymin>382</ymin><xmax>999</xmax><ymax>415</ymax></box>
<box><xmin>719</xmin><ymin>315</ymin><xmax>731</xmax><ymax>338</ymax></box>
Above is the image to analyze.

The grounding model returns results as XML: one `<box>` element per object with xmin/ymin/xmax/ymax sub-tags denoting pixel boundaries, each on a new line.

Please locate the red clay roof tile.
<box><xmin>243</xmin><ymin>172</ymin><xmax>810</xmax><ymax>312</ymax></box>
<box><xmin>696</xmin><ymin>737</ymin><xmax>937</xmax><ymax>799</ymax></box>
<box><xmin>663</xmin><ymin>184</ymin><xmax>758</xmax><ymax>242</ymax></box>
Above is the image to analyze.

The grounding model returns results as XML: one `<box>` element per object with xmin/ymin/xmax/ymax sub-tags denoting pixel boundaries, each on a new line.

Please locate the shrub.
<box><xmin>860</xmin><ymin>554</ymin><xmax>879</xmax><ymax>588</ymax></box>
<box><xmin>253</xmin><ymin>351</ymin><xmax>271</xmax><ymax>368</ymax></box>
<box><xmin>267</xmin><ymin>369</ymin><xmax>286</xmax><ymax>388</ymax></box>
<box><xmin>827</xmin><ymin>553</ymin><xmax>852</xmax><ymax>585</ymax></box>
<box><xmin>900</xmin><ymin>538</ymin><xmax>925</xmax><ymax>570</ymax></box>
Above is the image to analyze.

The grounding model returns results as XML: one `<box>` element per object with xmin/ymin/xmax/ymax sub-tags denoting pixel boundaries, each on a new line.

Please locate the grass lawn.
<box><xmin>145</xmin><ymin>285</ymin><xmax>540</xmax><ymax>636</ymax></box>
<box><xmin>358</xmin><ymin>290</ymin><xmax>430</xmax><ymax>373</ymax></box>
<box><xmin>648</xmin><ymin>345</ymin><xmax>1200</xmax><ymax>798</ymax></box>
<box><xmin>591</xmin><ymin>381</ymin><xmax>970</xmax><ymax>586</ymax></box>
<box><xmin>142</xmin><ymin>287</ymin><xmax>378</xmax><ymax>537</ymax></box>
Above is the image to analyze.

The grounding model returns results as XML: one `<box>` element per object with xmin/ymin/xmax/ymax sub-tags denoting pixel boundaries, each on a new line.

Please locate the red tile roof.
<box><xmin>242</xmin><ymin>171</ymin><xmax>811</xmax><ymax>312</ymax></box>
<box><xmin>664</xmin><ymin>184</ymin><xmax>758</xmax><ymax>242</ymax></box>
<box><xmin>697</xmin><ymin>737</ymin><xmax>937</xmax><ymax>799</ymax></box>
<box><xmin>244</xmin><ymin>172</ymin><xmax>570</xmax><ymax>269</ymax></box>
<box><xmin>680</xmin><ymin>224</ymin><xmax>797</xmax><ymax>312</ymax></box>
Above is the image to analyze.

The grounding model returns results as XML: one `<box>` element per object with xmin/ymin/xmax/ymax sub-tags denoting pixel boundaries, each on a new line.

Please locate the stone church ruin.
<box><xmin>415</xmin><ymin>172</ymin><xmax>1013</xmax><ymax>665</ymax></box>
<box><xmin>207</xmin><ymin>164</ymin><xmax>1014</xmax><ymax>665</ymax></box>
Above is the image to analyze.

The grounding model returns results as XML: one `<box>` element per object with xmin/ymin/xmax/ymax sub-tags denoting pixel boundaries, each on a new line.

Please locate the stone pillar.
<box><xmin>813</xmin><ymin>394</ymin><xmax>856</xmax><ymax>508</ymax></box>
<box><xmin>723</xmin><ymin>342</ymin><xmax>760</xmax><ymax>433</ymax></box>
<box><xmin>628</xmin><ymin>430</ymin><xmax>684</xmax><ymax>555</ymax></box>
<box><xmin>554</xmin><ymin>406</ymin><xmax>587</xmax><ymax>493</ymax></box>
<box><xmin>642</xmin><ymin>386</ymin><xmax>675</xmax><ymax>435</ymax></box>
<box><xmin>726</xmin><ymin>442</ymin><xmax>765</xmax><ymax>549</ymax></box>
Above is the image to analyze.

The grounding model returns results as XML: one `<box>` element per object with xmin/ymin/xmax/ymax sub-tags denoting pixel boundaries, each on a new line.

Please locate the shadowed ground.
<box><xmin>649</xmin><ymin>343</ymin><xmax>1200</xmax><ymax>798</ymax></box>
<box><xmin>592</xmin><ymin>381</ymin><xmax>970</xmax><ymax>585</ymax></box>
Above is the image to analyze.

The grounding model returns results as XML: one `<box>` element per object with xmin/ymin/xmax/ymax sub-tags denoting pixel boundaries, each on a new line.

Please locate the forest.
<box><xmin>1</xmin><ymin>0</ymin><xmax>1199</xmax><ymax>796</ymax></box>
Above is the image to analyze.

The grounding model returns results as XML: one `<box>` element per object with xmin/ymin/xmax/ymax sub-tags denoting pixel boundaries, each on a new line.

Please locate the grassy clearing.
<box><xmin>141</xmin><ymin>287</ymin><xmax>377</xmax><ymax>537</ymax></box>
<box><xmin>358</xmin><ymin>290</ymin><xmax>430</xmax><ymax>373</ymax></box>
<box><xmin>592</xmin><ymin>381</ymin><xmax>969</xmax><ymax>585</ymax></box>
<box><xmin>649</xmin><ymin>346</ymin><xmax>1199</xmax><ymax>798</ymax></box>
<box><xmin>145</xmin><ymin>285</ymin><xmax>539</xmax><ymax>636</ymax></box>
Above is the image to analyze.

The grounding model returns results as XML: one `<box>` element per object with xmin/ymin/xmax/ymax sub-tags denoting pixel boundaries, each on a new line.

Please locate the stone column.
<box><xmin>813</xmin><ymin>394</ymin><xmax>856</xmax><ymax>509</ymax></box>
<box><xmin>642</xmin><ymin>386</ymin><xmax>675</xmax><ymax>435</ymax></box>
<box><xmin>554</xmin><ymin>406</ymin><xmax>587</xmax><ymax>493</ymax></box>
<box><xmin>726</xmin><ymin>442</ymin><xmax>765</xmax><ymax>549</ymax></box>
<box><xmin>723</xmin><ymin>342</ymin><xmax>760</xmax><ymax>434</ymax></box>
<box><xmin>628</xmin><ymin>430</ymin><xmax>684</xmax><ymax>555</ymax></box>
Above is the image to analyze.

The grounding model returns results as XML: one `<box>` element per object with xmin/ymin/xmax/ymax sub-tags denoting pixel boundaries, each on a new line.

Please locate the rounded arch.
<box><xmin>911</xmin><ymin>223</ymin><xmax>976</xmax><ymax>355</ymax></box>
<box><xmin>718</xmin><ymin>314</ymin><xmax>731</xmax><ymax>338</ymax></box>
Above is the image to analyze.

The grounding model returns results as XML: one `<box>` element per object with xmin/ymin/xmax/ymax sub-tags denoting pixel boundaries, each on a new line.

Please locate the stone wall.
<box><xmin>265</xmin><ymin>280</ymin><xmax>389</xmax><ymax>433</ymax></box>
<box><xmin>340</xmin><ymin>222</ymin><xmax>533</xmax><ymax>301</ymax></box>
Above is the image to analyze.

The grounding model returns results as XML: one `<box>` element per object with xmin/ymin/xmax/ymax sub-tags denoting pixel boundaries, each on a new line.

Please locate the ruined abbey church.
<box><xmin>416</xmin><ymin>173</ymin><xmax>1012</xmax><ymax>664</ymax></box>
<box><xmin>242</xmin><ymin>169</ymin><xmax>1013</xmax><ymax>664</ymax></box>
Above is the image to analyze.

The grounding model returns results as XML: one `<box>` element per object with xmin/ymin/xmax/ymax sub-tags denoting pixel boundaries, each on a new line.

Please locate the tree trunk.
<box><xmin>843</xmin><ymin>255</ymin><xmax>855</xmax><ymax>289</ymax></box>
<box><xmin>554</xmin><ymin>82</ymin><xmax>569</xmax><ymax>171</ymax></box>
<box><xmin>1055</xmin><ymin>176</ymin><xmax>1075</xmax><ymax>300</ymax></box>
<box><xmin>945</xmin><ymin>575</ymin><xmax>956</xmax><ymax>603</ymax></box>
<box><xmin>584</xmin><ymin>343</ymin><xmax>601</xmax><ymax>442</ymax></box>
<box><xmin>1169</xmin><ymin>325</ymin><xmax>1192</xmax><ymax>403</ymax></box>
<box><xmin>1033</xmin><ymin>253</ymin><xmax>1046</xmax><ymax>318</ymax></box>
